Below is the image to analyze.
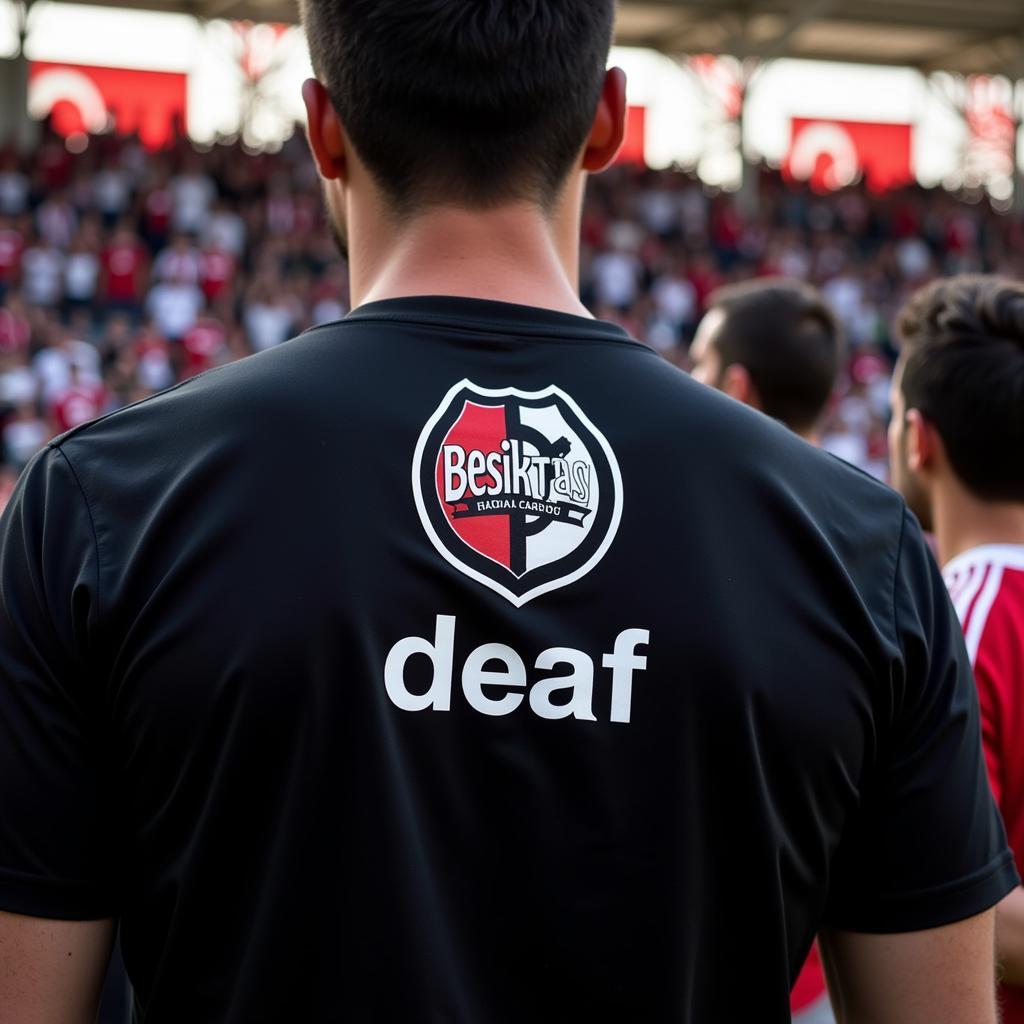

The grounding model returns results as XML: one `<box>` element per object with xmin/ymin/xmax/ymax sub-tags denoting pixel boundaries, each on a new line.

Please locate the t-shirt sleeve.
<box><xmin>823</xmin><ymin>507</ymin><xmax>1019</xmax><ymax>933</ymax></box>
<box><xmin>0</xmin><ymin>444</ymin><xmax>117</xmax><ymax>920</ymax></box>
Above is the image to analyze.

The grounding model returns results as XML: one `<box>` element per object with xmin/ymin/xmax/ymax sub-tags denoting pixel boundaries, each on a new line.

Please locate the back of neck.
<box><xmin>351</xmin><ymin>201</ymin><xmax>592</xmax><ymax>318</ymax></box>
<box><xmin>933</xmin><ymin>487</ymin><xmax>1024</xmax><ymax>568</ymax></box>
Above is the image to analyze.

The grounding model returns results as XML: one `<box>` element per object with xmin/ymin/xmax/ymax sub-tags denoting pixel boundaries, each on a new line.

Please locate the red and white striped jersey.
<box><xmin>945</xmin><ymin>544</ymin><xmax>1024</xmax><ymax>1024</ymax></box>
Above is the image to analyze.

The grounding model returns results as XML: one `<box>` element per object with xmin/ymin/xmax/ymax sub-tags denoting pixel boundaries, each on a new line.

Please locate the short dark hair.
<box><xmin>896</xmin><ymin>275</ymin><xmax>1024</xmax><ymax>502</ymax></box>
<box><xmin>705</xmin><ymin>279</ymin><xmax>842</xmax><ymax>434</ymax></box>
<box><xmin>300</xmin><ymin>0</ymin><xmax>615</xmax><ymax>215</ymax></box>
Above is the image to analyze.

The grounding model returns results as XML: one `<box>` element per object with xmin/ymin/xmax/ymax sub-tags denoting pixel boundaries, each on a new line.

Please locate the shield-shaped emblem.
<box><xmin>413</xmin><ymin>380</ymin><xmax>623</xmax><ymax>606</ymax></box>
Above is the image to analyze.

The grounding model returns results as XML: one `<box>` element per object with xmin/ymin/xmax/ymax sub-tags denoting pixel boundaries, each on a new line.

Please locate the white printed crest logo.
<box><xmin>412</xmin><ymin>380</ymin><xmax>623</xmax><ymax>606</ymax></box>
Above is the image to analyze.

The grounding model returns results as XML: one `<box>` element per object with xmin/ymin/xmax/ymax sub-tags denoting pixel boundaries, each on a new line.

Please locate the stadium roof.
<box><xmin>27</xmin><ymin>0</ymin><xmax>1024</xmax><ymax>78</ymax></box>
<box><xmin>615</xmin><ymin>0</ymin><xmax>1024</xmax><ymax>75</ymax></box>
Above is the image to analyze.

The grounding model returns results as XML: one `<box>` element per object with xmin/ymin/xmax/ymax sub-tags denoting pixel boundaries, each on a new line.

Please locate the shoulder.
<box><xmin>55</xmin><ymin>328</ymin><xmax>363</xmax><ymax>457</ymax></box>
<box><xmin>605</xmin><ymin>353</ymin><xmax>909</xmax><ymax>645</ymax></box>
<box><xmin>624</xmin><ymin>350</ymin><xmax>903</xmax><ymax>525</ymax></box>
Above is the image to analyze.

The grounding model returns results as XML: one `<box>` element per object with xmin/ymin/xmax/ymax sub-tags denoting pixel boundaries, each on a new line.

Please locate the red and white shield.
<box><xmin>413</xmin><ymin>381</ymin><xmax>623</xmax><ymax>606</ymax></box>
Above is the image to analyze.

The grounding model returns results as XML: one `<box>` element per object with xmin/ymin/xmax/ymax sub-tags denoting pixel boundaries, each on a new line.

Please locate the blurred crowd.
<box><xmin>3</xmin><ymin>125</ymin><xmax>1024</xmax><ymax>504</ymax></box>
<box><xmin>582</xmin><ymin>166</ymin><xmax>1024</xmax><ymax>479</ymax></box>
<box><xmin>0</xmin><ymin>126</ymin><xmax>347</xmax><ymax>506</ymax></box>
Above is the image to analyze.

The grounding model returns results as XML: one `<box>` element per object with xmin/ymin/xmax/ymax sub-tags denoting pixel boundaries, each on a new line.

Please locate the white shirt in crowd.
<box><xmin>146</xmin><ymin>282</ymin><xmax>204</xmax><ymax>340</ymax></box>
<box><xmin>36</xmin><ymin>199</ymin><xmax>78</xmax><ymax>250</ymax></box>
<box><xmin>636</xmin><ymin>190</ymin><xmax>679</xmax><ymax>236</ymax></box>
<box><xmin>777</xmin><ymin>244</ymin><xmax>812</xmax><ymax>281</ymax></box>
<box><xmin>0</xmin><ymin>366</ymin><xmax>38</xmax><ymax>408</ymax></box>
<box><xmin>153</xmin><ymin>246</ymin><xmax>201</xmax><ymax>285</ymax></box>
<box><xmin>94</xmin><ymin>169</ymin><xmax>132</xmax><ymax>217</ymax></box>
<box><xmin>244</xmin><ymin>301</ymin><xmax>294</xmax><ymax>352</ymax></box>
<box><xmin>64</xmin><ymin>252</ymin><xmax>100</xmax><ymax>302</ymax></box>
<box><xmin>896</xmin><ymin>237</ymin><xmax>932</xmax><ymax>281</ymax></box>
<box><xmin>590</xmin><ymin>250</ymin><xmax>643</xmax><ymax>309</ymax></box>
<box><xmin>21</xmin><ymin>246</ymin><xmax>65</xmax><ymax>307</ymax></box>
<box><xmin>137</xmin><ymin>347</ymin><xmax>175</xmax><ymax>393</ymax></box>
<box><xmin>311</xmin><ymin>298</ymin><xmax>347</xmax><ymax>326</ymax></box>
<box><xmin>823</xmin><ymin>274</ymin><xmax>867</xmax><ymax>340</ymax></box>
<box><xmin>203</xmin><ymin>210</ymin><xmax>247</xmax><ymax>258</ymax></box>
<box><xmin>652</xmin><ymin>274</ymin><xmax>697</xmax><ymax>328</ymax></box>
<box><xmin>170</xmin><ymin>173</ymin><xmax>216</xmax><ymax>235</ymax></box>
<box><xmin>32</xmin><ymin>339</ymin><xmax>102</xmax><ymax>405</ymax></box>
<box><xmin>0</xmin><ymin>171</ymin><xmax>29</xmax><ymax>216</ymax></box>
<box><xmin>3</xmin><ymin>416</ymin><xmax>49</xmax><ymax>469</ymax></box>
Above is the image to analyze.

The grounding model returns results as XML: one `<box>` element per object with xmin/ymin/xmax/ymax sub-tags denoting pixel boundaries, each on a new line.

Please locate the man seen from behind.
<box><xmin>0</xmin><ymin>5</ymin><xmax>1017</xmax><ymax>1022</ymax></box>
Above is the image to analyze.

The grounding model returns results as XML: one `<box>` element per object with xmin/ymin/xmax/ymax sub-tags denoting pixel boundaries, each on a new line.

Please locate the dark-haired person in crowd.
<box><xmin>690</xmin><ymin>278</ymin><xmax>842</xmax><ymax>445</ymax></box>
<box><xmin>890</xmin><ymin>274</ymin><xmax>1024</xmax><ymax>1023</ymax></box>
<box><xmin>0</xmin><ymin>4</ymin><xmax>1016</xmax><ymax>1022</ymax></box>
<box><xmin>691</xmin><ymin>278</ymin><xmax>841</xmax><ymax>1024</ymax></box>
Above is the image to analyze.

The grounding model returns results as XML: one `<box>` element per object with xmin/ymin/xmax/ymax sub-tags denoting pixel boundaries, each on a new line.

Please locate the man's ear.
<box><xmin>302</xmin><ymin>78</ymin><xmax>347</xmax><ymax>181</ymax></box>
<box><xmin>582</xmin><ymin>67</ymin><xmax>628</xmax><ymax>173</ymax></box>
<box><xmin>721</xmin><ymin>363</ymin><xmax>760</xmax><ymax>410</ymax></box>
<box><xmin>905</xmin><ymin>409</ymin><xmax>939</xmax><ymax>473</ymax></box>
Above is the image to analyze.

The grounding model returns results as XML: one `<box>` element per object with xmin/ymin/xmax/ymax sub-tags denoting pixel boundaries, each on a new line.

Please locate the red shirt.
<box><xmin>0</xmin><ymin>308</ymin><xmax>30</xmax><ymax>355</ymax></box>
<box><xmin>946</xmin><ymin>544</ymin><xmax>1024</xmax><ymax>1024</ymax></box>
<box><xmin>688</xmin><ymin>264</ymin><xmax>724</xmax><ymax>312</ymax></box>
<box><xmin>199</xmin><ymin>250</ymin><xmax>235</xmax><ymax>302</ymax></box>
<box><xmin>182</xmin><ymin>318</ymin><xmax>226</xmax><ymax>377</ymax></box>
<box><xmin>134</xmin><ymin>329</ymin><xmax>170</xmax><ymax>361</ymax></box>
<box><xmin>144</xmin><ymin>188</ymin><xmax>173</xmax><ymax>236</ymax></box>
<box><xmin>51</xmin><ymin>383</ymin><xmax>106</xmax><ymax>433</ymax></box>
<box><xmin>38</xmin><ymin>141</ymin><xmax>72</xmax><ymax>189</ymax></box>
<box><xmin>102</xmin><ymin>243</ymin><xmax>146</xmax><ymax>302</ymax></box>
<box><xmin>0</xmin><ymin>227</ymin><xmax>23</xmax><ymax>282</ymax></box>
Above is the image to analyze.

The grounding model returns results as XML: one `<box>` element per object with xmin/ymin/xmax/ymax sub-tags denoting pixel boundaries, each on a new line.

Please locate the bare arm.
<box><xmin>995</xmin><ymin>887</ymin><xmax>1024</xmax><ymax>986</ymax></box>
<box><xmin>0</xmin><ymin>912</ymin><xmax>114</xmax><ymax>1024</ymax></box>
<box><xmin>820</xmin><ymin>911</ymin><xmax>998</xmax><ymax>1024</ymax></box>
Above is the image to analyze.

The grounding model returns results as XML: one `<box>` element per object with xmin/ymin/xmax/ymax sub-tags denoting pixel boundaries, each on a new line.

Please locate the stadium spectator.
<box><xmin>690</xmin><ymin>278</ymin><xmax>842</xmax><ymax>443</ymax></box>
<box><xmin>243</xmin><ymin>274</ymin><xmax>296</xmax><ymax>351</ymax></box>
<box><xmin>889</xmin><ymin>275</ymin><xmax>1024</xmax><ymax>1022</ymax></box>
<box><xmin>152</xmin><ymin>232</ymin><xmax>201</xmax><ymax>286</ymax></box>
<box><xmin>0</xmin><ymin>215</ymin><xmax>24</xmax><ymax>300</ymax></box>
<box><xmin>141</xmin><ymin>169</ymin><xmax>173</xmax><ymax>251</ymax></box>
<box><xmin>145</xmin><ymin>262</ymin><xmax>203</xmax><ymax>341</ymax></box>
<box><xmin>63</xmin><ymin>226</ymin><xmax>101</xmax><ymax>316</ymax></box>
<box><xmin>131</xmin><ymin>317</ymin><xmax>175</xmax><ymax>392</ymax></box>
<box><xmin>100</xmin><ymin>220</ymin><xmax>148</xmax><ymax>314</ymax></box>
<box><xmin>0</xmin><ymin>152</ymin><xmax>29</xmax><ymax>216</ymax></box>
<box><xmin>2</xmin><ymin>401</ymin><xmax>48</xmax><ymax>471</ymax></box>
<box><xmin>202</xmin><ymin>198</ymin><xmax>247</xmax><ymax>257</ymax></box>
<box><xmin>198</xmin><ymin>238</ymin><xmax>236</xmax><ymax>302</ymax></box>
<box><xmin>36</xmin><ymin>187</ymin><xmax>78</xmax><ymax>250</ymax></box>
<box><xmin>92</xmin><ymin>155</ymin><xmax>132</xmax><ymax>228</ymax></box>
<box><xmin>20</xmin><ymin>234</ymin><xmax>65</xmax><ymax>308</ymax></box>
<box><xmin>0</xmin><ymin>292</ymin><xmax>30</xmax><ymax>357</ymax></box>
<box><xmin>169</xmin><ymin>151</ymin><xmax>216</xmax><ymax>235</ymax></box>
<box><xmin>49</xmin><ymin>361</ymin><xmax>107</xmax><ymax>433</ymax></box>
<box><xmin>181</xmin><ymin>310</ymin><xmax>230</xmax><ymax>379</ymax></box>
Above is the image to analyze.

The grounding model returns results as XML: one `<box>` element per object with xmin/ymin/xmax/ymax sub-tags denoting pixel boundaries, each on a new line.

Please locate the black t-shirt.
<box><xmin>0</xmin><ymin>297</ymin><xmax>1016</xmax><ymax>1022</ymax></box>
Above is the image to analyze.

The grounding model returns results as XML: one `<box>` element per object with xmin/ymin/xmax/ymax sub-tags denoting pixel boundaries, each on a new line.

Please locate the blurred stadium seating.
<box><xmin>2</xmin><ymin>122</ymin><xmax>1023</xmax><ymax>510</ymax></box>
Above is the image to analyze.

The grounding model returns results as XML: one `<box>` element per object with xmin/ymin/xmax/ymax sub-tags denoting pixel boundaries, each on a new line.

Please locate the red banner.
<box><xmin>28</xmin><ymin>62</ymin><xmax>187</xmax><ymax>150</ymax></box>
<box><xmin>784</xmin><ymin>118</ymin><xmax>913</xmax><ymax>194</ymax></box>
